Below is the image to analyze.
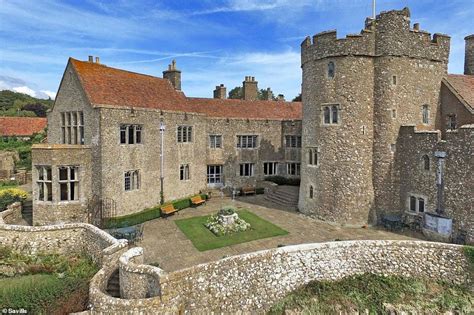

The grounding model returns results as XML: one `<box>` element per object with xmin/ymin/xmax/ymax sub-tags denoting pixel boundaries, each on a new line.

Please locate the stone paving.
<box><xmin>137</xmin><ymin>195</ymin><xmax>423</xmax><ymax>272</ymax></box>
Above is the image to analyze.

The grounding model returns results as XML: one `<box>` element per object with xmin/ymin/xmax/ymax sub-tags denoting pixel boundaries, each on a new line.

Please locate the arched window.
<box><xmin>422</xmin><ymin>105</ymin><xmax>429</xmax><ymax>124</ymax></box>
<box><xmin>323</xmin><ymin>106</ymin><xmax>331</xmax><ymax>124</ymax></box>
<box><xmin>422</xmin><ymin>155</ymin><xmax>430</xmax><ymax>171</ymax></box>
<box><xmin>331</xmin><ymin>105</ymin><xmax>339</xmax><ymax>124</ymax></box>
<box><xmin>327</xmin><ymin>62</ymin><xmax>335</xmax><ymax>78</ymax></box>
<box><xmin>309</xmin><ymin>185</ymin><xmax>314</xmax><ymax>199</ymax></box>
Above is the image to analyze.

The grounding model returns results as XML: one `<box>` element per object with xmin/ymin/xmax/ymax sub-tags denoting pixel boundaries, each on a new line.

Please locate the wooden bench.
<box><xmin>160</xmin><ymin>204</ymin><xmax>177</xmax><ymax>216</ymax></box>
<box><xmin>191</xmin><ymin>195</ymin><xmax>206</xmax><ymax>206</ymax></box>
<box><xmin>241</xmin><ymin>185</ymin><xmax>256</xmax><ymax>195</ymax></box>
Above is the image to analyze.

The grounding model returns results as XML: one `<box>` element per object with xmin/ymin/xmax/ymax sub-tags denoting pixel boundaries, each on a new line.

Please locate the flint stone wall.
<box><xmin>89</xmin><ymin>240</ymin><xmax>470</xmax><ymax>314</ymax></box>
<box><xmin>0</xmin><ymin>202</ymin><xmax>22</xmax><ymax>224</ymax></box>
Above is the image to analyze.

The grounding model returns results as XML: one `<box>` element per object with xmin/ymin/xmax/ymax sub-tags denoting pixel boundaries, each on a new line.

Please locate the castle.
<box><xmin>31</xmin><ymin>8</ymin><xmax>473</xmax><ymax>243</ymax></box>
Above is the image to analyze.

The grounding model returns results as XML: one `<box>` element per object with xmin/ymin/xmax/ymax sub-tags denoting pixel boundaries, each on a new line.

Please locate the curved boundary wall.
<box><xmin>93</xmin><ymin>240</ymin><xmax>470</xmax><ymax>313</ymax></box>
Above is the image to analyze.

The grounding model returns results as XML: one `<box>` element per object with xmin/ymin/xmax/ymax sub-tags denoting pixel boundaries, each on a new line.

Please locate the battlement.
<box><xmin>302</xmin><ymin>7</ymin><xmax>450</xmax><ymax>65</ymax></box>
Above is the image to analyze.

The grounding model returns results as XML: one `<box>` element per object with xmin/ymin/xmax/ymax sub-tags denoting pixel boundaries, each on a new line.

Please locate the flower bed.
<box><xmin>205</xmin><ymin>206</ymin><xmax>251</xmax><ymax>236</ymax></box>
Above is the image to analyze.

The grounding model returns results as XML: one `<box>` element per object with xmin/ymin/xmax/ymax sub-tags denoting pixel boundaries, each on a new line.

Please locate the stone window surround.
<box><xmin>239</xmin><ymin>162</ymin><xmax>254</xmax><ymax>177</ymax></box>
<box><xmin>327</xmin><ymin>61</ymin><xmax>335</xmax><ymax>79</ymax></box>
<box><xmin>180</xmin><ymin>164</ymin><xmax>191</xmax><ymax>181</ymax></box>
<box><xmin>120</xmin><ymin>124</ymin><xmax>142</xmax><ymax>145</ymax></box>
<box><xmin>209</xmin><ymin>134</ymin><xmax>223</xmax><ymax>149</ymax></box>
<box><xmin>285</xmin><ymin>135</ymin><xmax>302</xmax><ymax>148</ymax></box>
<box><xmin>286</xmin><ymin>162</ymin><xmax>301</xmax><ymax>176</ymax></box>
<box><xmin>263</xmin><ymin>161</ymin><xmax>278</xmax><ymax>176</ymax></box>
<box><xmin>61</xmin><ymin>111</ymin><xmax>84</xmax><ymax>145</ymax></box>
<box><xmin>177</xmin><ymin>125</ymin><xmax>193</xmax><ymax>143</ymax></box>
<box><xmin>124</xmin><ymin>170</ymin><xmax>140</xmax><ymax>191</ymax></box>
<box><xmin>307</xmin><ymin>147</ymin><xmax>320</xmax><ymax>167</ymax></box>
<box><xmin>421</xmin><ymin>104</ymin><xmax>430</xmax><ymax>125</ymax></box>
<box><xmin>237</xmin><ymin>135</ymin><xmax>259</xmax><ymax>149</ymax></box>
<box><xmin>58</xmin><ymin>166</ymin><xmax>80</xmax><ymax>202</ymax></box>
<box><xmin>309</xmin><ymin>185</ymin><xmax>314</xmax><ymax>199</ymax></box>
<box><xmin>406</xmin><ymin>193</ymin><xmax>428</xmax><ymax>214</ymax></box>
<box><xmin>36</xmin><ymin>165</ymin><xmax>52</xmax><ymax>202</ymax></box>
<box><xmin>392</xmin><ymin>75</ymin><xmax>397</xmax><ymax>86</ymax></box>
<box><xmin>446</xmin><ymin>114</ymin><xmax>457</xmax><ymax>130</ymax></box>
<box><xmin>321</xmin><ymin>103</ymin><xmax>341</xmax><ymax>126</ymax></box>
<box><xmin>422</xmin><ymin>154</ymin><xmax>431</xmax><ymax>171</ymax></box>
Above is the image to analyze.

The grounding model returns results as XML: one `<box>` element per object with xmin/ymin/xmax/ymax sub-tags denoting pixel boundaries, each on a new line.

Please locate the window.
<box><xmin>391</xmin><ymin>109</ymin><xmax>397</xmax><ymax>119</ymax></box>
<box><xmin>37</xmin><ymin>166</ymin><xmax>52</xmax><ymax>202</ymax></box>
<box><xmin>408</xmin><ymin>194</ymin><xmax>426</xmax><ymax>213</ymax></box>
<box><xmin>327</xmin><ymin>61</ymin><xmax>335</xmax><ymax>79</ymax></box>
<box><xmin>287</xmin><ymin>163</ymin><xmax>301</xmax><ymax>176</ymax></box>
<box><xmin>237</xmin><ymin>135</ymin><xmax>258</xmax><ymax>148</ymax></box>
<box><xmin>209</xmin><ymin>135</ymin><xmax>222</xmax><ymax>148</ymax></box>
<box><xmin>285</xmin><ymin>135</ymin><xmax>302</xmax><ymax>148</ymax></box>
<box><xmin>124</xmin><ymin>170</ymin><xmax>140</xmax><ymax>191</ymax></box>
<box><xmin>263</xmin><ymin>162</ymin><xmax>278</xmax><ymax>176</ymax></box>
<box><xmin>239</xmin><ymin>163</ymin><xmax>254</xmax><ymax>177</ymax></box>
<box><xmin>309</xmin><ymin>185</ymin><xmax>314</xmax><ymax>199</ymax></box>
<box><xmin>390</xmin><ymin>144</ymin><xmax>396</xmax><ymax>153</ymax></box>
<box><xmin>58</xmin><ymin>166</ymin><xmax>79</xmax><ymax>201</ymax></box>
<box><xmin>422</xmin><ymin>105</ymin><xmax>429</xmax><ymax>124</ymax></box>
<box><xmin>177</xmin><ymin>126</ymin><xmax>193</xmax><ymax>143</ymax></box>
<box><xmin>180</xmin><ymin>164</ymin><xmax>190</xmax><ymax>180</ymax></box>
<box><xmin>308</xmin><ymin>148</ymin><xmax>319</xmax><ymax>166</ymax></box>
<box><xmin>120</xmin><ymin>125</ymin><xmax>142</xmax><ymax>144</ymax></box>
<box><xmin>322</xmin><ymin>105</ymin><xmax>339</xmax><ymax>125</ymax></box>
<box><xmin>422</xmin><ymin>155</ymin><xmax>430</xmax><ymax>171</ymax></box>
<box><xmin>392</xmin><ymin>75</ymin><xmax>397</xmax><ymax>85</ymax></box>
<box><xmin>61</xmin><ymin>111</ymin><xmax>84</xmax><ymax>144</ymax></box>
<box><xmin>446</xmin><ymin>114</ymin><xmax>457</xmax><ymax>130</ymax></box>
<box><xmin>207</xmin><ymin>165</ymin><xmax>223</xmax><ymax>184</ymax></box>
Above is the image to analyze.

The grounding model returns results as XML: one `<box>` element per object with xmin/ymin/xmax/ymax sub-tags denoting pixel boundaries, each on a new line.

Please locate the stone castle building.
<box><xmin>31</xmin><ymin>8</ymin><xmax>472</xmax><ymax>242</ymax></box>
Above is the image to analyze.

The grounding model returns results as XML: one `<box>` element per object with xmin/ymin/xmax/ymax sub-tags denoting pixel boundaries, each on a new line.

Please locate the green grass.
<box><xmin>0</xmin><ymin>184</ymin><xmax>18</xmax><ymax>191</ymax></box>
<box><xmin>175</xmin><ymin>209</ymin><xmax>288</xmax><ymax>251</ymax></box>
<box><xmin>269</xmin><ymin>274</ymin><xmax>473</xmax><ymax>314</ymax></box>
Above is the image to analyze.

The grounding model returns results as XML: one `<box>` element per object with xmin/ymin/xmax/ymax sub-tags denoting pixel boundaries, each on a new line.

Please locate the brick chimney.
<box><xmin>163</xmin><ymin>60</ymin><xmax>181</xmax><ymax>90</ymax></box>
<box><xmin>465</xmin><ymin>35</ymin><xmax>474</xmax><ymax>75</ymax></box>
<box><xmin>213</xmin><ymin>84</ymin><xmax>227</xmax><ymax>99</ymax></box>
<box><xmin>242</xmin><ymin>76</ymin><xmax>258</xmax><ymax>101</ymax></box>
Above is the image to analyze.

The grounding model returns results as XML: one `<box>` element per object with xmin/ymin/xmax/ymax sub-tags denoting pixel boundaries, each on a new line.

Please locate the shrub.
<box><xmin>218</xmin><ymin>206</ymin><xmax>236</xmax><ymax>216</ymax></box>
<box><xmin>0</xmin><ymin>180</ymin><xmax>19</xmax><ymax>187</ymax></box>
<box><xmin>0</xmin><ymin>188</ymin><xmax>28</xmax><ymax>211</ymax></box>
<box><xmin>264</xmin><ymin>176</ymin><xmax>300</xmax><ymax>186</ymax></box>
<box><xmin>256</xmin><ymin>187</ymin><xmax>265</xmax><ymax>194</ymax></box>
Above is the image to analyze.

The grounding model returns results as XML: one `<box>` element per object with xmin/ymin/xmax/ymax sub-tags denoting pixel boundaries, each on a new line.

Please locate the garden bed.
<box><xmin>175</xmin><ymin>209</ymin><xmax>288</xmax><ymax>251</ymax></box>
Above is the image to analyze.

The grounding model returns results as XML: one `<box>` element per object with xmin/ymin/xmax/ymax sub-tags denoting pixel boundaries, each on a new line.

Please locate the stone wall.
<box><xmin>0</xmin><ymin>202</ymin><xmax>22</xmax><ymax>224</ymax></box>
<box><xmin>397</xmin><ymin>125</ymin><xmax>473</xmax><ymax>243</ymax></box>
<box><xmin>88</xmin><ymin>240</ymin><xmax>470</xmax><ymax>313</ymax></box>
<box><xmin>439</xmin><ymin>81</ymin><xmax>473</xmax><ymax>138</ymax></box>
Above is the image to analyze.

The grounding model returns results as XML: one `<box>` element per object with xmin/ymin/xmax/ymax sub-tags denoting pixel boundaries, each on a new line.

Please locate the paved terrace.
<box><xmin>137</xmin><ymin>196</ymin><xmax>422</xmax><ymax>272</ymax></box>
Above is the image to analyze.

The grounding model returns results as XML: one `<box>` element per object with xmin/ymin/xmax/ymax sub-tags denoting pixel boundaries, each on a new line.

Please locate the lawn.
<box><xmin>175</xmin><ymin>209</ymin><xmax>288</xmax><ymax>251</ymax></box>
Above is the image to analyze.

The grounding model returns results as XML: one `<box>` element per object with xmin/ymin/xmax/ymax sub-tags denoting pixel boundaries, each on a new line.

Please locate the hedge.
<box><xmin>264</xmin><ymin>176</ymin><xmax>301</xmax><ymax>186</ymax></box>
<box><xmin>103</xmin><ymin>193</ymin><xmax>208</xmax><ymax>229</ymax></box>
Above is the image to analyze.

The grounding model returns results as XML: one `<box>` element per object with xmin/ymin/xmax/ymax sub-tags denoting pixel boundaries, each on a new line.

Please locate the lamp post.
<box><xmin>159</xmin><ymin>120</ymin><xmax>165</xmax><ymax>204</ymax></box>
<box><xmin>434</xmin><ymin>151</ymin><xmax>447</xmax><ymax>215</ymax></box>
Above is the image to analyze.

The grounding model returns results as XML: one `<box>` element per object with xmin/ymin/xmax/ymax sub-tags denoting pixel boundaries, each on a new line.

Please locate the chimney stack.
<box><xmin>163</xmin><ymin>59</ymin><xmax>182</xmax><ymax>91</ymax></box>
<box><xmin>264</xmin><ymin>87</ymin><xmax>273</xmax><ymax>101</ymax></box>
<box><xmin>88</xmin><ymin>55</ymin><xmax>93</xmax><ymax>62</ymax></box>
<box><xmin>465</xmin><ymin>35</ymin><xmax>474</xmax><ymax>75</ymax></box>
<box><xmin>213</xmin><ymin>84</ymin><xmax>227</xmax><ymax>99</ymax></box>
<box><xmin>95</xmin><ymin>57</ymin><xmax>100</xmax><ymax>64</ymax></box>
<box><xmin>242</xmin><ymin>76</ymin><xmax>258</xmax><ymax>101</ymax></box>
<box><xmin>413</xmin><ymin>23</ymin><xmax>420</xmax><ymax>31</ymax></box>
<box><xmin>276</xmin><ymin>94</ymin><xmax>285</xmax><ymax>101</ymax></box>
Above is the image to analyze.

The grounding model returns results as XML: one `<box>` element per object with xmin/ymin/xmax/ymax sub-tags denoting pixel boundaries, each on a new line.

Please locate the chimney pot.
<box><xmin>413</xmin><ymin>23</ymin><xmax>420</xmax><ymax>31</ymax></box>
<box><xmin>88</xmin><ymin>55</ymin><xmax>93</xmax><ymax>62</ymax></box>
<box><xmin>163</xmin><ymin>59</ymin><xmax>182</xmax><ymax>90</ymax></box>
<box><xmin>95</xmin><ymin>57</ymin><xmax>100</xmax><ymax>64</ymax></box>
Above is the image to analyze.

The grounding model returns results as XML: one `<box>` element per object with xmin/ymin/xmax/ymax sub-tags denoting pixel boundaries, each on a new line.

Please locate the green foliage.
<box><xmin>0</xmin><ymin>131</ymin><xmax>46</xmax><ymax>170</ymax></box>
<box><xmin>103</xmin><ymin>194</ymin><xmax>208</xmax><ymax>228</ymax></box>
<box><xmin>218</xmin><ymin>206</ymin><xmax>236</xmax><ymax>216</ymax></box>
<box><xmin>0</xmin><ymin>188</ymin><xmax>27</xmax><ymax>211</ymax></box>
<box><xmin>265</xmin><ymin>176</ymin><xmax>301</xmax><ymax>186</ymax></box>
<box><xmin>228</xmin><ymin>86</ymin><xmax>242</xmax><ymax>99</ymax></box>
<box><xmin>292</xmin><ymin>93</ymin><xmax>302</xmax><ymax>102</ymax></box>
<box><xmin>0</xmin><ymin>249</ymin><xmax>98</xmax><ymax>314</ymax></box>
<box><xmin>256</xmin><ymin>187</ymin><xmax>265</xmax><ymax>194</ymax></box>
<box><xmin>463</xmin><ymin>246</ymin><xmax>474</xmax><ymax>278</ymax></box>
<box><xmin>269</xmin><ymin>274</ymin><xmax>473</xmax><ymax>314</ymax></box>
<box><xmin>175</xmin><ymin>209</ymin><xmax>288</xmax><ymax>251</ymax></box>
<box><xmin>0</xmin><ymin>90</ymin><xmax>53</xmax><ymax>117</ymax></box>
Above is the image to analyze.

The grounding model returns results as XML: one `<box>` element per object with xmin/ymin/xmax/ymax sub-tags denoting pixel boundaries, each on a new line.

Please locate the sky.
<box><xmin>0</xmin><ymin>0</ymin><xmax>473</xmax><ymax>100</ymax></box>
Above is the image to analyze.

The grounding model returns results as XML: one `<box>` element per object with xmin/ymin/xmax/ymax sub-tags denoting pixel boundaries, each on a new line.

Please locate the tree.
<box><xmin>228</xmin><ymin>87</ymin><xmax>242</xmax><ymax>99</ymax></box>
<box><xmin>292</xmin><ymin>93</ymin><xmax>302</xmax><ymax>102</ymax></box>
<box><xmin>22</xmin><ymin>103</ymin><xmax>48</xmax><ymax>117</ymax></box>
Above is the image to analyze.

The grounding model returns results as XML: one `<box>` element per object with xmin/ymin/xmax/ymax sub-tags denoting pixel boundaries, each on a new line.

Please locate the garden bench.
<box><xmin>160</xmin><ymin>203</ymin><xmax>177</xmax><ymax>216</ymax></box>
<box><xmin>241</xmin><ymin>185</ymin><xmax>256</xmax><ymax>195</ymax></box>
<box><xmin>191</xmin><ymin>195</ymin><xmax>206</xmax><ymax>206</ymax></box>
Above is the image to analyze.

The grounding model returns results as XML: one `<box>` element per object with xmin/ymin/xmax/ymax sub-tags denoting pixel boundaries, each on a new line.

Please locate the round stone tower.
<box><xmin>465</xmin><ymin>35</ymin><xmax>474</xmax><ymax>75</ymax></box>
<box><xmin>299</xmin><ymin>7</ymin><xmax>450</xmax><ymax>225</ymax></box>
<box><xmin>299</xmin><ymin>28</ymin><xmax>376</xmax><ymax>225</ymax></box>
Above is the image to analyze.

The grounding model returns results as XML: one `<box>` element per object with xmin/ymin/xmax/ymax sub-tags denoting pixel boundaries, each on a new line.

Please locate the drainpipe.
<box><xmin>434</xmin><ymin>151</ymin><xmax>446</xmax><ymax>215</ymax></box>
<box><xmin>159</xmin><ymin>120</ymin><xmax>166</xmax><ymax>204</ymax></box>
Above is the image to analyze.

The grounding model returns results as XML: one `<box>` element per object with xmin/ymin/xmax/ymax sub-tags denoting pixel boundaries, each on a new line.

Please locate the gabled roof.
<box><xmin>443</xmin><ymin>74</ymin><xmax>474</xmax><ymax>114</ymax></box>
<box><xmin>0</xmin><ymin>117</ymin><xmax>47</xmax><ymax>136</ymax></box>
<box><xmin>70</xmin><ymin>58</ymin><xmax>302</xmax><ymax>120</ymax></box>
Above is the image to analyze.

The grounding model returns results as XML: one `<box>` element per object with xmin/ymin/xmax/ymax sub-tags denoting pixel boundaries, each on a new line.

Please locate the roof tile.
<box><xmin>0</xmin><ymin>117</ymin><xmax>47</xmax><ymax>136</ymax></box>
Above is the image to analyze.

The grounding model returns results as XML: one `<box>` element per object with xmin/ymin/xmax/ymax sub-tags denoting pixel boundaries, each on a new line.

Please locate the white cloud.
<box><xmin>12</xmin><ymin>86</ymin><xmax>37</xmax><ymax>97</ymax></box>
<box><xmin>40</xmin><ymin>90</ymin><xmax>56</xmax><ymax>99</ymax></box>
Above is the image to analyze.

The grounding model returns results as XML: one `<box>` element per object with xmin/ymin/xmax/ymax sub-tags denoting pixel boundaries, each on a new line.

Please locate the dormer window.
<box><xmin>327</xmin><ymin>62</ymin><xmax>335</xmax><ymax>79</ymax></box>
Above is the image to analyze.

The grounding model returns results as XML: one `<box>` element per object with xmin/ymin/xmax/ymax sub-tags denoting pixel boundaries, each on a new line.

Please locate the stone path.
<box><xmin>137</xmin><ymin>196</ymin><xmax>423</xmax><ymax>272</ymax></box>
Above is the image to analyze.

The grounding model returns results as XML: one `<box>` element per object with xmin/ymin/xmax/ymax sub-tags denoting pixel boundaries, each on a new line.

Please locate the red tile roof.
<box><xmin>71</xmin><ymin>58</ymin><xmax>302</xmax><ymax>120</ymax></box>
<box><xmin>444</xmin><ymin>74</ymin><xmax>474</xmax><ymax>113</ymax></box>
<box><xmin>0</xmin><ymin>117</ymin><xmax>47</xmax><ymax>136</ymax></box>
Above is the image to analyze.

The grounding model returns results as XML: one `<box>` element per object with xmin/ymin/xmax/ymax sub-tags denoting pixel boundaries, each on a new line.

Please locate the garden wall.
<box><xmin>89</xmin><ymin>240</ymin><xmax>470</xmax><ymax>313</ymax></box>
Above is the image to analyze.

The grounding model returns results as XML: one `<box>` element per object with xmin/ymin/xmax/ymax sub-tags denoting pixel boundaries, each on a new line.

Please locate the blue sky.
<box><xmin>0</xmin><ymin>0</ymin><xmax>473</xmax><ymax>100</ymax></box>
